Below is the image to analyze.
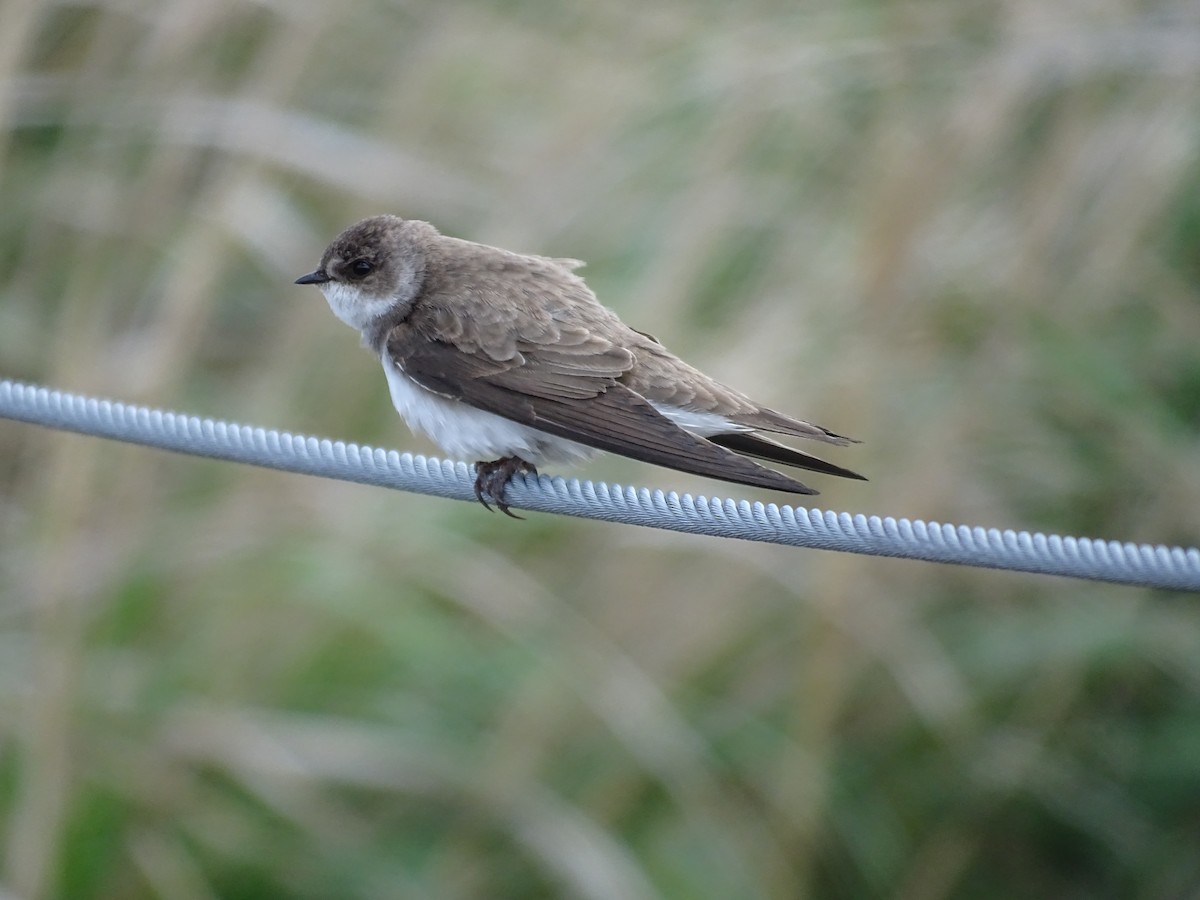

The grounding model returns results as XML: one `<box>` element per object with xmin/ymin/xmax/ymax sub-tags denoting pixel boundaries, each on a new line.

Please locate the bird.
<box><xmin>295</xmin><ymin>215</ymin><xmax>865</xmax><ymax>516</ymax></box>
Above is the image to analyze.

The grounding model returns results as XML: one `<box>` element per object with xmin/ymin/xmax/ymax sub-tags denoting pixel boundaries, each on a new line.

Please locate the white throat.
<box><xmin>321</xmin><ymin>282</ymin><xmax>398</xmax><ymax>332</ymax></box>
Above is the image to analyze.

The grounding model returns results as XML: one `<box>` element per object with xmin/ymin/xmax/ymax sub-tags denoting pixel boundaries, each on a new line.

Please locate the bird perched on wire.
<box><xmin>296</xmin><ymin>215</ymin><xmax>865</xmax><ymax>516</ymax></box>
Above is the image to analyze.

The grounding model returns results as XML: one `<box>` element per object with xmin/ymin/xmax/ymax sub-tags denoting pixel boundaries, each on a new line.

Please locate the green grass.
<box><xmin>1</xmin><ymin>1</ymin><xmax>1199</xmax><ymax>897</ymax></box>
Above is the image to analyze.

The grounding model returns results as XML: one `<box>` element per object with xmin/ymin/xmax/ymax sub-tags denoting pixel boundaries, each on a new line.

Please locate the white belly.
<box><xmin>379</xmin><ymin>356</ymin><xmax>743</xmax><ymax>465</ymax></box>
<box><xmin>381</xmin><ymin>358</ymin><xmax>598</xmax><ymax>465</ymax></box>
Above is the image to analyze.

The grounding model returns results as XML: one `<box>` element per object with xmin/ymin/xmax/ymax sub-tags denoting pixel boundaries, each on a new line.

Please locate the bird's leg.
<box><xmin>473</xmin><ymin>456</ymin><xmax>537</xmax><ymax>518</ymax></box>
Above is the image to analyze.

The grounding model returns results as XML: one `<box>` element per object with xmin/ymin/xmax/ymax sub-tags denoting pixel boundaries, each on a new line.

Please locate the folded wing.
<box><xmin>387</xmin><ymin>323</ymin><xmax>824</xmax><ymax>495</ymax></box>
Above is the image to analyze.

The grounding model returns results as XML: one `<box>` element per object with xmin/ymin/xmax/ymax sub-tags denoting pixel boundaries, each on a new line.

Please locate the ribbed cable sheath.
<box><xmin>2</xmin><ymin>379</ymin><xmax>1197</xmax><ymax>591</ymax></box>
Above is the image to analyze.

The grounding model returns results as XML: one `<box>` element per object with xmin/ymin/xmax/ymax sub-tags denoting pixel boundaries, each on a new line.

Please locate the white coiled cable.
<box><xmin>2</xmin><ymin>379</ymin><xmax>1197</xmax><ymax>591</ymax></box>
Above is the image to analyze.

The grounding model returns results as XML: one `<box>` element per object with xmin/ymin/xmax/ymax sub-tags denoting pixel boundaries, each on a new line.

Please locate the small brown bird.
<box><xmin>296</xmin><ymin>216</ymin><xmax>865</xmax><ymax>516</ymax></box>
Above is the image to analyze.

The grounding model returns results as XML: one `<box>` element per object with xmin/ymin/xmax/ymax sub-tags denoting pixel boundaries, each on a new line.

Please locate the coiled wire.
<box><xmin>2</xmin><ymin>379</ymin><xmax>1197</xmax><ymax>591</ymax></box>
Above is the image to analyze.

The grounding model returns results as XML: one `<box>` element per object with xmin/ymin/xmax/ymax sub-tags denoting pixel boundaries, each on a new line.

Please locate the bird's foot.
<box><xmin>474</xmin><ymin>457</ymin><xmax>538</xmax><ymax>518</ymax></box>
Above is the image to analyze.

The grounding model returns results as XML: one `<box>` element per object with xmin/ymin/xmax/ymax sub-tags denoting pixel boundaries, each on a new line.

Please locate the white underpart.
<box><xmin>380</xmin><ymin>357</ymin><xmax>745</xmax><ymax>464</ymax></box>
<box><xmin>321</xmin><ymin>282</ymin><xmax>398</xmax><ymax>331</ymax></box>
<box><xmin>382</xmin><ymin>359</ymin><xmax>597</xmax><ymax>464</ymax></box>
<box><xmin>652</xmin><ymin>405</ymin><xmax>749</xmax><ymax>436</ymax></box>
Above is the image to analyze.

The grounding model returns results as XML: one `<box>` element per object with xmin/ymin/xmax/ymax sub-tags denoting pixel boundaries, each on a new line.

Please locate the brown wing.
<box><xmin>425</xmin><ymin>240</ymin><xmax>858</xmax><ymax>445</ymax></box>
<box><xmin>385</xmin><ymin>322</ymin><xmax>821</xmax><ymax>496</ymax></box>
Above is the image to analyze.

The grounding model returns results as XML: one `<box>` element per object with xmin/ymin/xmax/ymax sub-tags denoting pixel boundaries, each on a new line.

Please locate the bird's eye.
<box><xmin>349</xmin><ymin>259</ymin><xmax>373</xmax><ymax>278</ymax></box>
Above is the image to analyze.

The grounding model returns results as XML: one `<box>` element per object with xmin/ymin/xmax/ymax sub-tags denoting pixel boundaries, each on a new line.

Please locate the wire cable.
<box><xmin>2</xmin><ymin>378</ymin><xmax>1197</xmax><ymax>591</ymax></box>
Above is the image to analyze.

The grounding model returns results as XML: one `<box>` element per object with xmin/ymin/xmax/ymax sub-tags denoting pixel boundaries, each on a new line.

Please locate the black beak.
<box><xmin>295</xmin><ymin>270</ymin><xmax>330</xmax><ymax>285</ymax></box>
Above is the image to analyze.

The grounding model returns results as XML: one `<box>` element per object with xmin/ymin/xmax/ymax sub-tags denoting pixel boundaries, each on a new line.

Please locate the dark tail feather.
<box><xmin>709</xmin><ymin>432</ymin><xmax>867</xmax><ymax>482</ymax></box>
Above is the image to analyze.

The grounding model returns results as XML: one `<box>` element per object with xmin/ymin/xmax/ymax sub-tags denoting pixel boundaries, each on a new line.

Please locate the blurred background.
<box><xmin>1</xmin><ymin>1</ymin><xmax>1198</xmax><ymax>897</ymax></box>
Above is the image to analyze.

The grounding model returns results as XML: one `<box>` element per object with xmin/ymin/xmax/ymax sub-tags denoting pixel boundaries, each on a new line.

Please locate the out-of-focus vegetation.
<box><xmin>1</xmin><ymin>1</ymin><xmax>1198</xmax><ymax>897</ymax></box>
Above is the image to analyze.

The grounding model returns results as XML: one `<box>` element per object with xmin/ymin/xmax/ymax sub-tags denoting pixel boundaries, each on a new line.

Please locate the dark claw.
<box><xmin>473</xmin><ymin>457</ymin><xmax>537</xmax><ymax>519</ymax></box>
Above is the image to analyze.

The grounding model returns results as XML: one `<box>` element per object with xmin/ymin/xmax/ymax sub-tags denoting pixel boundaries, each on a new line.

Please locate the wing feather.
<box><xmin>708</xmin><ymin>432</ymin><xmax>866</xmax><ymax>481</ymax></box>
<box><xmin>386</xmin><ymin>324</ymin><xmax>820</xmax><ymax>495</ymax></box>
